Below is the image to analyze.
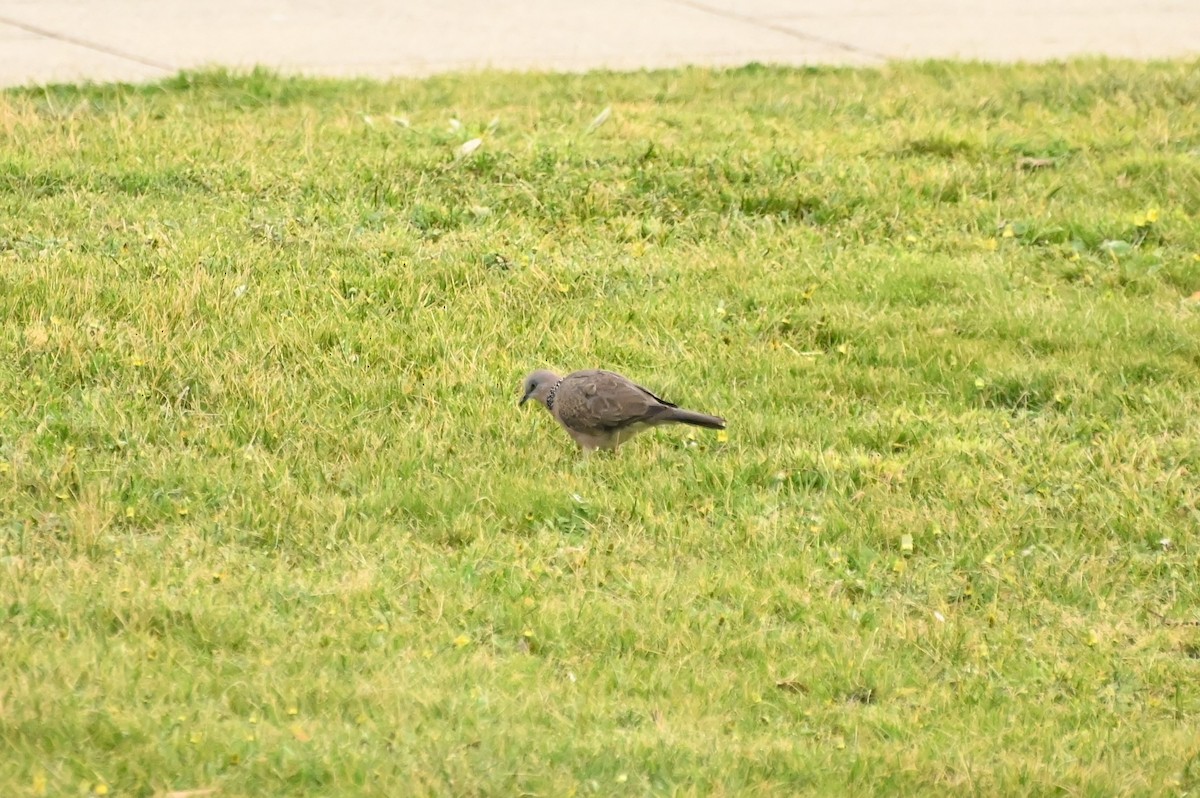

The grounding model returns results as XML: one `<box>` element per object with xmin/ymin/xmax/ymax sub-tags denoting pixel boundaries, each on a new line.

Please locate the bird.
<box><xmin>519</xmin><ymin>368</ymin><xmax>726</xmax><ymax>452</ymax></box>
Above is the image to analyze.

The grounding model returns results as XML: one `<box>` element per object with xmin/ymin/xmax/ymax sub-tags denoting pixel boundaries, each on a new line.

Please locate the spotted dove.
<box><xmin>519</xmin><ymin>368</ymin><xmax>725</xmax><ymax>452</ymax></box>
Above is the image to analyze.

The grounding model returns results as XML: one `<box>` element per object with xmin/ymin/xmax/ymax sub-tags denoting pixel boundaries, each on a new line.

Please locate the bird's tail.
<box><xmin>665</xmin><ymin>408</ymin><xmax>726</xmax><ymax>430</ymax></box>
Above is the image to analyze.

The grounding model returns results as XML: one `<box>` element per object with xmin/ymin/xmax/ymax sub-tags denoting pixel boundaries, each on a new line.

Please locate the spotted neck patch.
<box><xmin>545</xmin><ymin>378</ymin><xmax>564</xmax><ymax>411</ymax></box>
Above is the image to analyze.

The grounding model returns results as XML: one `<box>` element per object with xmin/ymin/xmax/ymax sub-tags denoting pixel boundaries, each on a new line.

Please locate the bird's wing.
<box><xmin>559</xmin><ymin>371</ymin><xmax>671</xmax><ymax>432</ymax></box>
<box><xmin>601</xmin><ymin>370</ymin><xmax>679</xmax><ymax>409</ymax></box>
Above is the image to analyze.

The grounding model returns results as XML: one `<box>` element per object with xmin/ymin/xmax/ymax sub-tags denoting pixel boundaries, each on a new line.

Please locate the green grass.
<box><xmin>2</xmin><ymin>58</ymin><xmax>1200</xmax><ymax>796</ymax></box>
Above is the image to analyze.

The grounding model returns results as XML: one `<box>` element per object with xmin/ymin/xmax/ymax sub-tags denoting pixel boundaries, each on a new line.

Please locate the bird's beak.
<box><xmin>519</xmin><ymin>393</ymin><xmax>529</xmax><ymax>406</ymax></box>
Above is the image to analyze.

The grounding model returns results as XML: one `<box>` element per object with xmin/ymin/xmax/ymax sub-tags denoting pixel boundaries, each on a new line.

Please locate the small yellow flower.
<box><xmin>176</xmin><ymin>506</ymin><xmax>189</xmax><ymax>517</ymax></box>
<box><xmin>93</xmin><ymin>785</ymin><xmax>109</xmax><ymax>796</ymax></box>
<box><xmin>716</xmin><ymin>430</ymin><xmax>729</xmax><ymax>443</ymax></box>
<box><xmin>1132</xmin><ymin>207</ymin><xmax>1160</xmax><ymax>227</ymax></box>
<box><xmin>286</xmin><ymin>706</ymin><xmax>299</xmax><ymax>716</ymax></box>
<box><xmin>1001</xmin><ymin>226</ymin><xmax>1015</xmax><ymax>238</ymax></box>
<box><xmin>982</xmin><ymin>237</ymin><xmax>998</xmax><ymax>251</ymax></box>
<box><xmin>0</xmin><ymin>462</ymin><xmax>10</xmax><ymax>474</ymax></box>
<box><xmin>453</xmin><ymin>634</ymin><xmax>471</xmax><ymax>648</ymax></box>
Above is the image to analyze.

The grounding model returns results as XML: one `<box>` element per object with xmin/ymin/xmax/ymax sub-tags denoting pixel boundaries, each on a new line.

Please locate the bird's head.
<box><xmin>519</xmin><ymin>369</ymin><xmax>560</xmax><ymax>409</ymax></box>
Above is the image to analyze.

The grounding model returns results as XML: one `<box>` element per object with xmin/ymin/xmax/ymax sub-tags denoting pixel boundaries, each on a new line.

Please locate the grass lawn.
<box><xmin>2</xmin><ymin>58</ymin><xmax>1200</xmax><ymax>796</ymax></box>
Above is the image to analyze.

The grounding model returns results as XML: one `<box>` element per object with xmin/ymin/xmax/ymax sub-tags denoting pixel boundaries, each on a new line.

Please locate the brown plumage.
<box><xmin>519</xmin><ymin>368</ymin><xmax>726</xmax><ymax>452</ymax></box>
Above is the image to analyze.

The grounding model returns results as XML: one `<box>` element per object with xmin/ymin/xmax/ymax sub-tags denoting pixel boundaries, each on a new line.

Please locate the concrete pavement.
<box><xmin>1</xmin><ymin>0</ymin><xmax>1197</xmax><ymax>87</ymax></box>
